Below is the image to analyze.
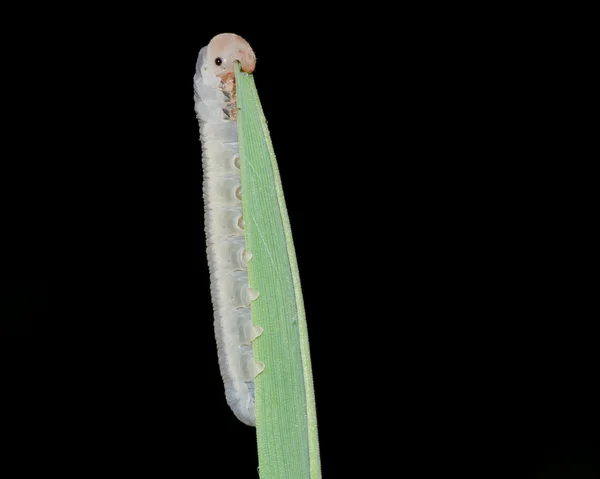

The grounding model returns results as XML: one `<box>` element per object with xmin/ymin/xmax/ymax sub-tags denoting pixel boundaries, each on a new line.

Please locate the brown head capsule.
<box><xmin>207</xmin><ymin>33</ymin><xmax>256</xmax><ymax>79</ymax></box>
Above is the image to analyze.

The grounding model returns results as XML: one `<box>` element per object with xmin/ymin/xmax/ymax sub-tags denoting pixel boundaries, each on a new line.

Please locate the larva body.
<box><xmin>194</xmin><ymin>34</ymin><xmax>261</xmax><ymax>426</ymax></box>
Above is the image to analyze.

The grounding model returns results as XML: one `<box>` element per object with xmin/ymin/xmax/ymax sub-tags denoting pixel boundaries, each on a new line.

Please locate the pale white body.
<box><xmin>194</xmin><ymin>45</ymin><xmax>261</xmax><ymax>426</ymax></box>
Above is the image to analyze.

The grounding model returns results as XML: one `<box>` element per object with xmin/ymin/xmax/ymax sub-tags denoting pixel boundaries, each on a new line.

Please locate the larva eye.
<box><xmin>215</xmin><ymin>57</ymin><xmax>222</xmax><ymax>66</ymax></box>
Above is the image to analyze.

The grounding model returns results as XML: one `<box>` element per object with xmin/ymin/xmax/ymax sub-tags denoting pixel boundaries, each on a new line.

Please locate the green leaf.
<box><xmin>236</xmin><ymin>62</ymin><xmax>321</xmax><ymax>478</ymax></box>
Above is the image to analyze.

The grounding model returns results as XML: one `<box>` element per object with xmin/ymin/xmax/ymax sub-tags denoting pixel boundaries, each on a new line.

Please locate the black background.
<box><xmin>1</xmin><ymin>280</ymin><xmax>47</xmax><ymax>335</ymax></box>
<box><xmin>2</xmin><ymin>6</ymin><xmax>597</xmax><ymax>477</ymax></box>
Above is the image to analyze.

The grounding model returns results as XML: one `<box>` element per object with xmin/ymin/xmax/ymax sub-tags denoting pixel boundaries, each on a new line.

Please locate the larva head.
<box><xmin>207</xmin><ymin>33</ymin><xmax>256</xmax><ymax>78</ymax></box>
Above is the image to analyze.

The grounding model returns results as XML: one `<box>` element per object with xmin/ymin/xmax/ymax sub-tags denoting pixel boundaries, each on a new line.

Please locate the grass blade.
<box><xmin>235</xmin><ymin>62</ymin><xmax>321</xmax><ymax>478</ymax></box>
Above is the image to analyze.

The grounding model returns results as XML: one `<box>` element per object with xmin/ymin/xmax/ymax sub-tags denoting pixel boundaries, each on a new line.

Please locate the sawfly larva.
<box><xmin>194</xmin><ymin>33</ymin><xmax>263</xmax><ymax>426</ymax></box>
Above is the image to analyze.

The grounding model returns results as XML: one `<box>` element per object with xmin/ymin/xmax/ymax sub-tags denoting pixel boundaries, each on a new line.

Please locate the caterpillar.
<box><xmin>193</xmin><ymin>33</ymin><xmax>264</xmax><ymax>426</ymax></box>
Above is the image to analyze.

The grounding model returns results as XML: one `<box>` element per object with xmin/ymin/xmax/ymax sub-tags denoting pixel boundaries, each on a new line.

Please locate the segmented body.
<box><xmin>193</xmin><ymin>35</ymin><xmax>261</xmax><ymax>426</ymax></box>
